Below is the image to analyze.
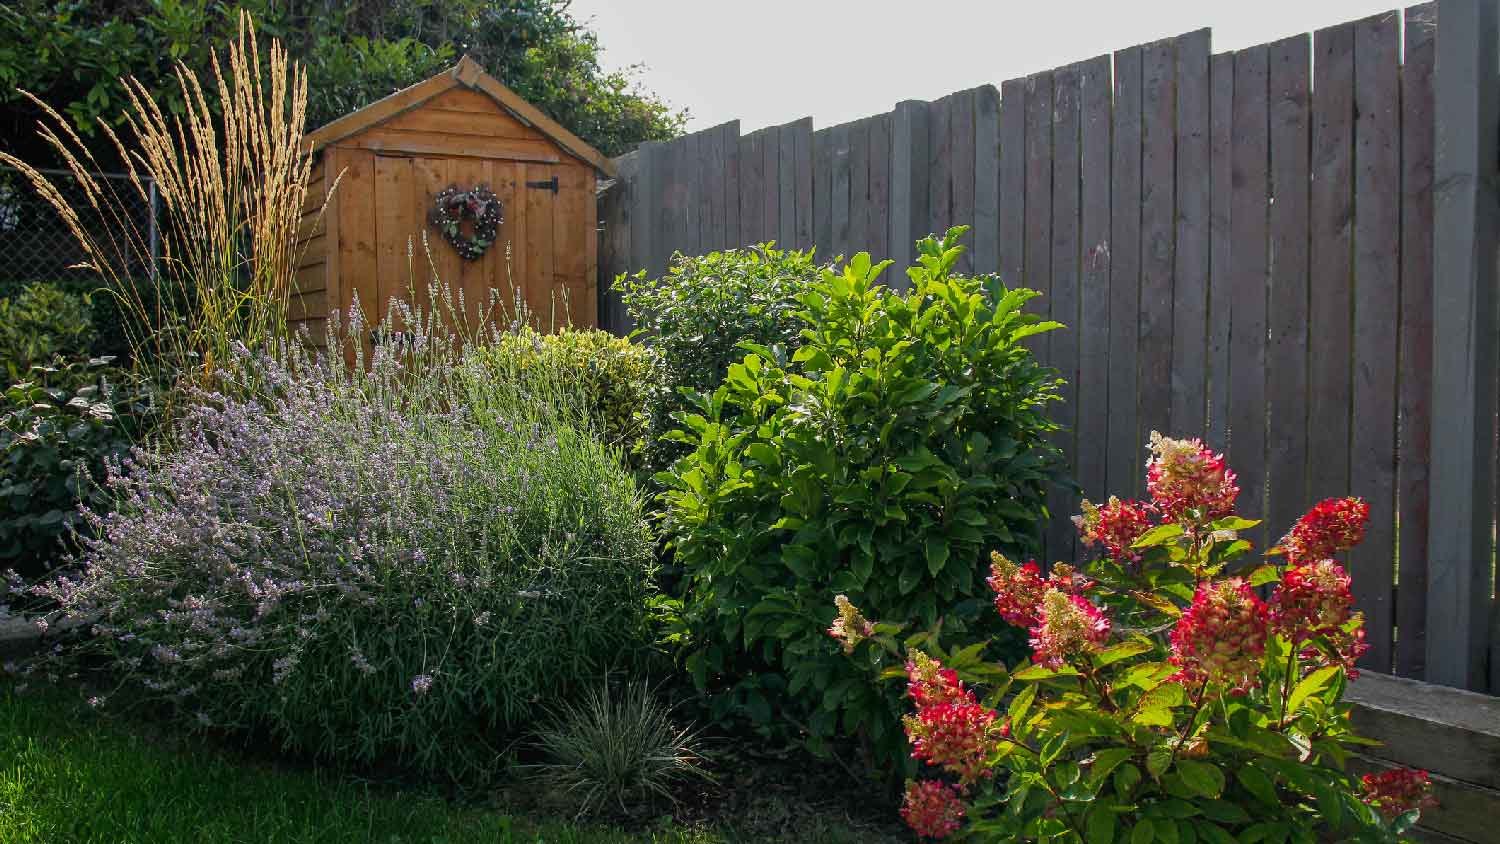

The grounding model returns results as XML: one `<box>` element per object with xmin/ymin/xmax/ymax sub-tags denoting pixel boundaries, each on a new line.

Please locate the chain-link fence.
<box><xmin>0</xmin><ymin>164</ymin><xmax>158</xmax><ymax>285</ymax></box>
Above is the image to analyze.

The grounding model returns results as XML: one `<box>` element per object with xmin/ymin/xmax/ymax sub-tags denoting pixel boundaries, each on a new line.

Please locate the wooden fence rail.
<box><xmin>596</xmin><ymin>0</ymin><xmax>1499</xmax><ymax>694</ymax></box>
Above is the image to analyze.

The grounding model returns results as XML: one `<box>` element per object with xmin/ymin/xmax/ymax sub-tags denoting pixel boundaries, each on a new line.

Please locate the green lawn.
<box><xmin>0</xmin><ymin>685</ymin><xmax>895</xmax><ymax>844</ymax></box>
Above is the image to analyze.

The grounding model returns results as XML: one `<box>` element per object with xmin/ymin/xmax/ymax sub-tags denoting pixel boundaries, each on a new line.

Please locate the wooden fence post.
<box><xmin>1425</xmin><ymin>0</ymin><xmax>1498</xmax><ymax>692</ymax></box>
<box><xmin>889</xmin><ymin>100</ymin><xmax>930</xmax><ymax>283</ymax></box>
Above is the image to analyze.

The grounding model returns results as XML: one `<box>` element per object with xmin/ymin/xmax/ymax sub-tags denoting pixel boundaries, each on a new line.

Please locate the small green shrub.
<box><xmin>0</xmin><ymin>278</ymin><xmax>150</xmax><ymax>366</ymax></box>
<box><xmin>0</xmin><ymin>284</ymin><xmax>97</xmax><ymax>381</ymax></box>
<box><xmin>0</xmin><ymin>357</ymin><xmax>156</xmax><ymax>578</ymax></box>
<box><xmin>530</xmin><ymin>682</ymin><xmax>710</xmax><ymax>818</ymax></box>
<box><xmin>24</xmin><ymin>299</ymin><xmax>659</xmax><ymax>782</ymax></box>
<box><xmin>476</xmin><ymin>327</ymin><xmax>651</xmax><ymax>460</ymax></box>
<box><xmin>658</xmin><ymin>229</ymin><xmax>1063</xmax><ymax>768</ymax></box>
<box><xmin>620</xmin><ymin>245</ymin><xmax>822</xmax><ymax>479</ymax></box>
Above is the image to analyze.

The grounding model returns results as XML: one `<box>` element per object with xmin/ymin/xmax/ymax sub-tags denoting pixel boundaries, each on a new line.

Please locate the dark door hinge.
<box><xmin>526</xmin><ymin>175</ymin><xmax>559</xmax><ymax>193</ymax></box>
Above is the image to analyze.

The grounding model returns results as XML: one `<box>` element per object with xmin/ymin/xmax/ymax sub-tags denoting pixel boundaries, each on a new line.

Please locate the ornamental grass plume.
<box><xmin>1169</xmin><ymin>578</ymin><xmax>1268</xmax><ymax>692</ymax></box>
<box><xmin>900</xmin><ymin>780</ymin><xmax>967</xmax><ymax>840</ymax></box>
<box><xmin>1145</xmin><ymin>431</ymin><xmax>1239</xmax><ymax>520</ymax></box>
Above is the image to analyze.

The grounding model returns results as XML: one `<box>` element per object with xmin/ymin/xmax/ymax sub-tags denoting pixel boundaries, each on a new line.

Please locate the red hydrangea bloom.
<box><xmin>1046</xmin><ymin>562</ymin><xmax>1095</xmax><ymax>595</ymax></box>
<box><xmin>1300</xmin><ymin>623</ymin><xmax>1371</xmax><ymax>680</ymax></box>
<box><xmin>904</xmin><ymin>701</ymin><xmax>998</xmax><ymax>782</ymax></box>
<box><xmin>1281</xmin><ymin>497</ymin><xmax>1370</xmax><ymax>565</ymax></box>
<box><xmin>987</xmin><ymin>552</ymin><xmax>1047</xmax><ymax>627</ymax></box>
<box><xmin>1028</xmin><ymin>588</ymin><xmax>1111</xmax><ymax>669</ymax></box>
<box><xmin>905</xmin><ymin>651</ymin><xmax>975</xmax><ymax>708</ymax></box>
<box><xmin>1361</xmin><ymin>767</ymin><xmax>1438</xmax><ymax>821</ymax></box>
<box><xmin>1074</xmin><ymin>496</ymin><xmax>1155</xmax><ymax>563</ymax></box>
<box><xmin>1271</xmin><ymin>559</ymin><xmax>1355</xmax><ymax>640</ymax></box>
<box><xmin>1169</xmin><ymin>578</ymin><xmax>1269</xmax><ymax>691</ymax></box>
<box><xmin>900</xmin><ymin>780</ymin><xmax>967</xmax><ymax>839</ymax></box>
<box><xmin>1144</xmin><ymin>432</ymin><xmax>1239</xmax><ymax>520</ymax></box>
<box><xmin>828</xmin><ymin>594</ymin><xmax>875</xmax><ymax>654</ymax></box>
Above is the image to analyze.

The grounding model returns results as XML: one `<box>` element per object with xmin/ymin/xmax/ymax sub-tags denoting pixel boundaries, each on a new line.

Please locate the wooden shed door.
<box><xmin>368</xmin><ymin>154</ymin><xmax>594</xmax><ymax>332</ymax></box>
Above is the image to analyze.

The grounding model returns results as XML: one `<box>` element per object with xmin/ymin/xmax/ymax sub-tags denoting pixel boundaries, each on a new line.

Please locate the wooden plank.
<box><xmin>813</xmin><ymin>127</ymin><xmax>833</xmax><ymax>256</ymax></box>
<box><xmin>682</xmin><ymin>131</ymin><xmax>702</xmax><ymax>256</ymax></box>
<box><xmin>447</xmin><ymin>155</ymin><xmax>492</xmax><ymax>328</ymax></box>
<box><xmin>1172</xmin><ymin>29</ymin><xmax>1211</xmax><ymax>439</ymax></box>
<box><xmin>761</xmin><ymin>125</ymin><xmax>780</xmax><ymax>246</ymax></box>
<box><xmin>1228</xmin><ymin>45</ymin><xmax>1269</xmax><ymax>533</ymax></box>
<box><xmin>460</xmin><ymin>58</ymin><xmax>617</xmax><ymax>178</ymax></box>
<box><xmin>598</xmin><ymin>153</ymin><xmax>633</xmax><ymax>335</ymax></box>
<box><xmin>1308</xmin><ymin>23</ymin><xmax>1356</xmax><ymax>505</ymax></box>
<box><xmin>724</xmin><ymin>126</ymin><xmax>741</xmax><ymax>250</ymax></box>
<box><xmin>739</xmin><ymin>131</ymin><xmax>763</xmax><ymax>246</ymax></box>
<box><xmin>1425</xmin><ymin>0</ymin><xmax>1498</xmax><ymax>692</ymax></box>
<box><xmin>1138</xmin><ymin>38</ymin><xmax>1176</xmax><ymax>447</ymax></box>
<box><xmin>524</xmin><ymin>162</ymin><xmax>557</xmax><ymax>328</ymax></box>
<box><xmin>320</xmin><ymin>149</ymin><xmax>343</xmax><ymax>347</ymax></box>
<box><xmin>849</xmin><ymin>118</ymin><xmax>871</xmax><ymax>251</ymax></box>
<box><xmin>286</xmin><ymin>288</ymin><xmax>327</xmax><ymax>323</ymax></box>
<box><xmin>793</xmin><ymin>118</ymin><xmax>814</xmax><ymax>251</ymax></box>
<box><xmin>1207</xmin><ymin>52</ymin><xmax>1235</xmax><ymax>451</ymax></box>
<box><xmin>307</xmin><ymin>72</ymin><xmax>460</xmax><ymax>153</ymax></box>
<box><xmin>928</xmin><ymin>95</ymin><xmax>954</xmax><ymax>235</ymax></box>
<box><xmin>889</xmin><ymin>100</ymin><xmax>930</xmax><ymax>279</ymax></box>
<box><xmin>973</xmin><ymin>86</ymin><xmax>1001</xmax><ymax>276</ymax></box>
<box><xmin>295</xmin><ymin>234</ymin><xmax>327</xmax><ymax>269</ymax></box>
<box><xmin>698</xmin><ymin>126</ymin><xmax>719</xmax><ymax>255</ymax></box>
<box><xmin>341</xmin><ymin>129</ymin><xmax>563</xmax><ymax>163</ymax></box>
<box><xmin>950</xmin><ymin>89</ymin><xmax>976</xmax><ymax>273</ymax></box>
<box><xmin>292</xmin><ymin>261</ymin><xmax>327</xmax><ymax>295</ymax></box>
<box><xmin>629</xmin><ymin>142</ymin><xmax>656</xmax><ymax>276</ymax></box>
<box><xmin>1349</xmin><ymin>10</ymin><xmax>1400</xmax><ymax>673</ymax></box>
<box><xmin>1267</xmin><ymin>33</ymin><xmax>1312</xmax><ymax>544</ymax></box>
<box><xmin>778</xmin><ymin>122</ymin><xmax>797</xmax><ymax>248</ymax></box>
<box><xmin>658</xmin><ymin>138</ymin><xmax>685</xmax><ymax>267</ymax></box>
<box><xmin>373</xmin><ymin>155</ymin><xmax>416</xmax><ymax>320</ymax></box>
<box><xmin>378</xmin><ymin>106</ymin><xmax>547</xmax><ymax>141</ymax></box>
<box><xmin>1109</xmin><ymin>46</ymin><xmax>1144</xmax><ymax>497</ymax></box>
<box><xmin>998</xmin><ymin>78</ymin><xmax>1027</xmax><ymax>291</ymax></box>
<box><xmin>867</xmin><ymin>113</ymin><xmax>891</xmax><ymax>261</ymax></box>
<box><xmin>1023</xmin><ymin>72</ymin><xmax>1053</xmax><ymax>316</ymax></box>
<box><xmin>1048</xmin><ymin>62</ymin><xmax>1082</xmax><ymax>565</ymax></box>
<box><xmin>555</xmin><ymin>164</ymin><xmax>594</xmax><ymax>328</ymax></box>
<box><xmin>831</xmin><ymin>122</ymin><xmax>852</xmax><ymax>257</ymax></box>
<box><xmin>1077</xmin><ymin>54</ymin><xmax>1113</xmax><ymax>508</ymax></box>
<box><xmin>338</xmin><ymin>149</ymin><xmax>379</xmax><ymax>329</ymax></box>
<box><xmin>1345</xmin><ymin>671</ymin><xmax>1500</xmax><ymax>792</ymax></box>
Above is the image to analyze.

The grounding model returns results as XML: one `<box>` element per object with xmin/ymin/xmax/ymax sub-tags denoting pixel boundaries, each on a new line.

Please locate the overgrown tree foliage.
<box><xmin>0</xmin><ymin>0</ymin><xmax>684</xmax><ymax>163</ymax></box>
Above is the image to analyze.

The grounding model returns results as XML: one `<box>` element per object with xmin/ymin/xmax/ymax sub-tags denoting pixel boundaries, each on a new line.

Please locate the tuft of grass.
<box><xmin>530</xmin><ymin>683</ymin><xmax>711</xmax><ymax>818</ymax></box>
<box><xmin>0</xmin><ymin>683</ymin><xmax>887</xmax><ymax>844</ymax></box>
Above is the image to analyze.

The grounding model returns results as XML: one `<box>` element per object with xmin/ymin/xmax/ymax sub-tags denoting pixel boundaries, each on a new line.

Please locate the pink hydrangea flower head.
<box><xmin>905</xmin><ymin>651</ymin><xmax>975</xmax><ymax>708</ymax></box>
<box><xmin>1361</xmin><ymin>767</ymin><xmax>1438</xmax><ymax>821</ymax></box>
<box><xmin>1028</xmin><ymin>588</ymin><xmax>1111</xmax><ymax>669</ymax></box>
<box><xmin>903</xmin><ymin>701</ymin><xmax>998</xmax><ymax>782</ymax></box>
<box><xmin>900</xmin><ymin>780</ymin><xmax>967</xmax><ymax>839</ymax></box>
<box><xmin>1046</xmin><ymin>562</ymin><xmax>1095</xmax><ymax>595</ymax></box>
<box><xmin>1145</xmin><ymin>432</ymin><xmax>1239</xmax><ymax>520</ymax></box>
<box><xmin>1169</xmin><ymin>578</ymin><xmax>1269</xmax><ymax>691</ymax></box>
<box><xmin>1271</xmin><ymin>559</ymin><xmax>1355</xmax><ymax>641</ymax></box>
<box><xmin>1281</xmin><ymin>497</ymin><xmax>1370</xmax><ymax>565</ymax></box>
<box><xmin>828</xmin><ymin>594</ymin><xmax>875</xmax><ymax>654</ymax></box>
<box><xmin>1074</xmin><ymin>496</ymin><xmax>1154</xmax><ymax>563</ymax></box>
<box><xmin>987</xmin><ymin>552</ymin><xmax>1046</xmax><ymax>627</ymax></box>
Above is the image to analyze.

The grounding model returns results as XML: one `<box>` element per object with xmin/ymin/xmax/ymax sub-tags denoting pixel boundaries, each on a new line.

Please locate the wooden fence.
<box><xmin>597</xmin><ymin>0</ymin><xmax>1499</xmax><ymax>694</ymax></box>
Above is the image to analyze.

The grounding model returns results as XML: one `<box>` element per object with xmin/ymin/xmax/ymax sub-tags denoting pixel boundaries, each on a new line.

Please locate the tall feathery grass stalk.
<box><xmin>0</xmin><ymin>11</ymin><xmax>329</xmax><ymax>388</ymax></box>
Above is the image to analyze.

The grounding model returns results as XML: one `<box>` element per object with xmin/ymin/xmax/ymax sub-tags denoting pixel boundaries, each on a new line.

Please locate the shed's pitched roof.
<box><xmin>305</xmin><ymin>56</ymin><xmax>616</xmax><ymax>178</ymax></box>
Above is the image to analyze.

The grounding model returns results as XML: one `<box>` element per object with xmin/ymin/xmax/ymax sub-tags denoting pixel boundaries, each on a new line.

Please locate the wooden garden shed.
<box><xmin>292</xmin><ymin>56</ymin><xmax>615</xmax><ymax>344</ymax></box>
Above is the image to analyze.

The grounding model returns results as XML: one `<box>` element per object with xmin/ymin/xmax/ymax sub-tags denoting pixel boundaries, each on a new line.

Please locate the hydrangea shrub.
<box><xmin>834</xmin><ymin>433</ymin><xmax>1434</xmax><ymax>843</ymax></box>
<box><xmin>21</xmin><ymin>304</ymin><xmax>658</xmax><ymax>781</ymax></box>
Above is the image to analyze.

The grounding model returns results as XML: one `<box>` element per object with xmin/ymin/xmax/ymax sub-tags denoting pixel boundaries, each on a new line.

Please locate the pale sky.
<box><xmin>570</xmin><ymin>1</ymin><xmax>1414</xmax><ymax>134</ymax></box>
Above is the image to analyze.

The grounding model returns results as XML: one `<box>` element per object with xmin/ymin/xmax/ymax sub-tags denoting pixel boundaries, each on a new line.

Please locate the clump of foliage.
<box><xmin>0</xmin><ymin>0</ymin><xmax>683</xmax><ymax>163</ymax></box>
<box><xmin>658</xmin><ymin>229</ymin><xmax>1063</xmax><ymax>766</ymax></box>
<box><xmin>21</xmin><ymin>298</ymin><xmax>659</xmax><ymax>782</ymax></box>
<box><xmin>0</xmin><ymin>357</ymin><xmax>156</xmax><ymax>578</ymax></box>
<box><xmin>833</xmin><ymin>433</ymin><xmax>1436</xmax><ymax>844</ymax></box>
<box><xmin>0</xmin><ymin>278</ymin><xmax>152</xmax><ymax>366</ymax></box>
<box><xmin>620</xmin><ymin>244</ymin><xmax>824</xmax><ymax>479</ymax></box>
<box><xmin>530</xmin><ymin>681</ymin><xmax>710</xmax><ymax>818</ymax></box>
<box><xmin>477</xmin><ymin>327</ymin><xmax>651</xmax><ymax>460</ymax></box>
<box><xmin>0</xmin><ymin>283</ymin><xmax>97</xmax><ymax>382</ymax></box>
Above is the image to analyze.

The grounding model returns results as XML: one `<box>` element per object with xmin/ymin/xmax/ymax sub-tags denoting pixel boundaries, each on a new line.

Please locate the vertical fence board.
<box><xmin>761</xmin><ymin>126</ymin><xmax>780</xmax><ymax>245</ymax></box>
<box><xmin>1267</xmin><ymin>33</ymin><xmax>1312</xmax><ymax>544</ymax></box>
<box><xmin>929</xmin><ymin>96</ymin><xmax>954</xmax><ymax>234</ymax></box>
<box><xmin>794</xmin><ymin>118</ymin><xmax>814</xmax><ymax>251</ymax></box>
<box><xmin>1109</xmin><ymin>46</ymin><xmax>1144</xmax><ymax>496</ymax></box>
<box><xmin>1308</xmin><ymin>23</ymin><xmax>1356</xmax><ymax>504</ymax></box>
<box><xmin>1048</xmin><ymin>63</ymin><xmax>1082</xmax><ymax>564</ymax></box>
<box><xmin>657</xmin><ymin>139</ymin><xmax>683</xmax><ymax>268</ymax></box>
<box><xmin>1139</xmin><ymin>39</ymin><xmax>1177</xmax><ymax>445</ymax></box>
<box><xmin>1228</xmin><ymin>45</ymin><xmax>1269</xmax><ymax>534</ymax></box>
<box><xmin>1350</xmin><ymin>11</ymin><xmax>1400</xmax><ymax>673</ymax></box>
<box><xmin>1173</xmin><ymin>30</ymin><xmax>1211</xmax><ymax>438</ymax></box>
<box><xmin>999</xmin><ymin>79</ymin><xmax>1027</xmax><ymax>289</ymax></box>
<box><xmin>739</xmin><ymin>132</ymin><xmax>762</xmax><ymax>246</ymax></box>
<box><xmin>599</xmin><ymin>151</ymin><xmax>634</xmax><ymax>333</ymax></box>
<box><xmin>779</xmin><ymin>122</ymin><xmax>798</xmax><ymax>248</ymax></box>
<box><xmin>868</xmin><ymin>113</ymin><xmax>892</xmax><ymax>261</ymax></box>
<box><xmin>701</xmin><ymin>126</ymin><xmax>723</xmax><ymax>252</ymax></box>
<box><xmin>850</xmin><ymin>119</ymin><xmax>872</xmax><ymax>251</ymax></box>
<box><xmin>1207</xmin><ymin>53</ymin><xmax>1235</xmax><ymax>452</ymax></box>
<box><xmin>974</xmin><ymin>86</ymin><xmax>1002</xmax><ymax>275</ymax></box>
<box><xmin>684</xmin><ymin>131</ymin><xmax>703</xmax><ymax>255</ymax></box>
<box><xmin>1397</xmin><ymin>2</ymin><xmax>1436</xmax><ymax>680</ymax></box>
<box><xmin>1078</xmin><ymin>54</ymin><xmax>1113</xmax><ymax>508</ymax></box>
<box><xmin>951</xmin><ymin>90</ymin><xmax>977</xmax><ymax>273</ymax></box>
<box><xmin>813</xmin><ymin>127</ymin><xmax>833</xmax><ymax>254</ymax></box>
<box><xmin>831</xmin><ymin>123</ymin><xmax>852</xmax><ymax>257</ymax></box>
<box><xmin>890</xmin><ymin>101</ymin><xmax>930</xmax><ymax>282</ymax></box>
<box><xmin>1024</xmin><ymin>72</ymin><xmax>1055</xmax><ymax>317</ymax></box>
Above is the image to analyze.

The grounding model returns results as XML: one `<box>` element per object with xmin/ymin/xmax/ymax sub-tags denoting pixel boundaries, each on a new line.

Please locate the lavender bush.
<box><xmin>26</xmin><ymin>297</ymin><xmax>658</xmax><ymax>781</ymax></box>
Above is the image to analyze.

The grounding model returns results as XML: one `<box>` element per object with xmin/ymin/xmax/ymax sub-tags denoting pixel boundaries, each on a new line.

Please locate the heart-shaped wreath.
<box><xmin>428</xmin><ymin>184</ymin><xmax>504</xmax><ymax>261</ymax></box>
